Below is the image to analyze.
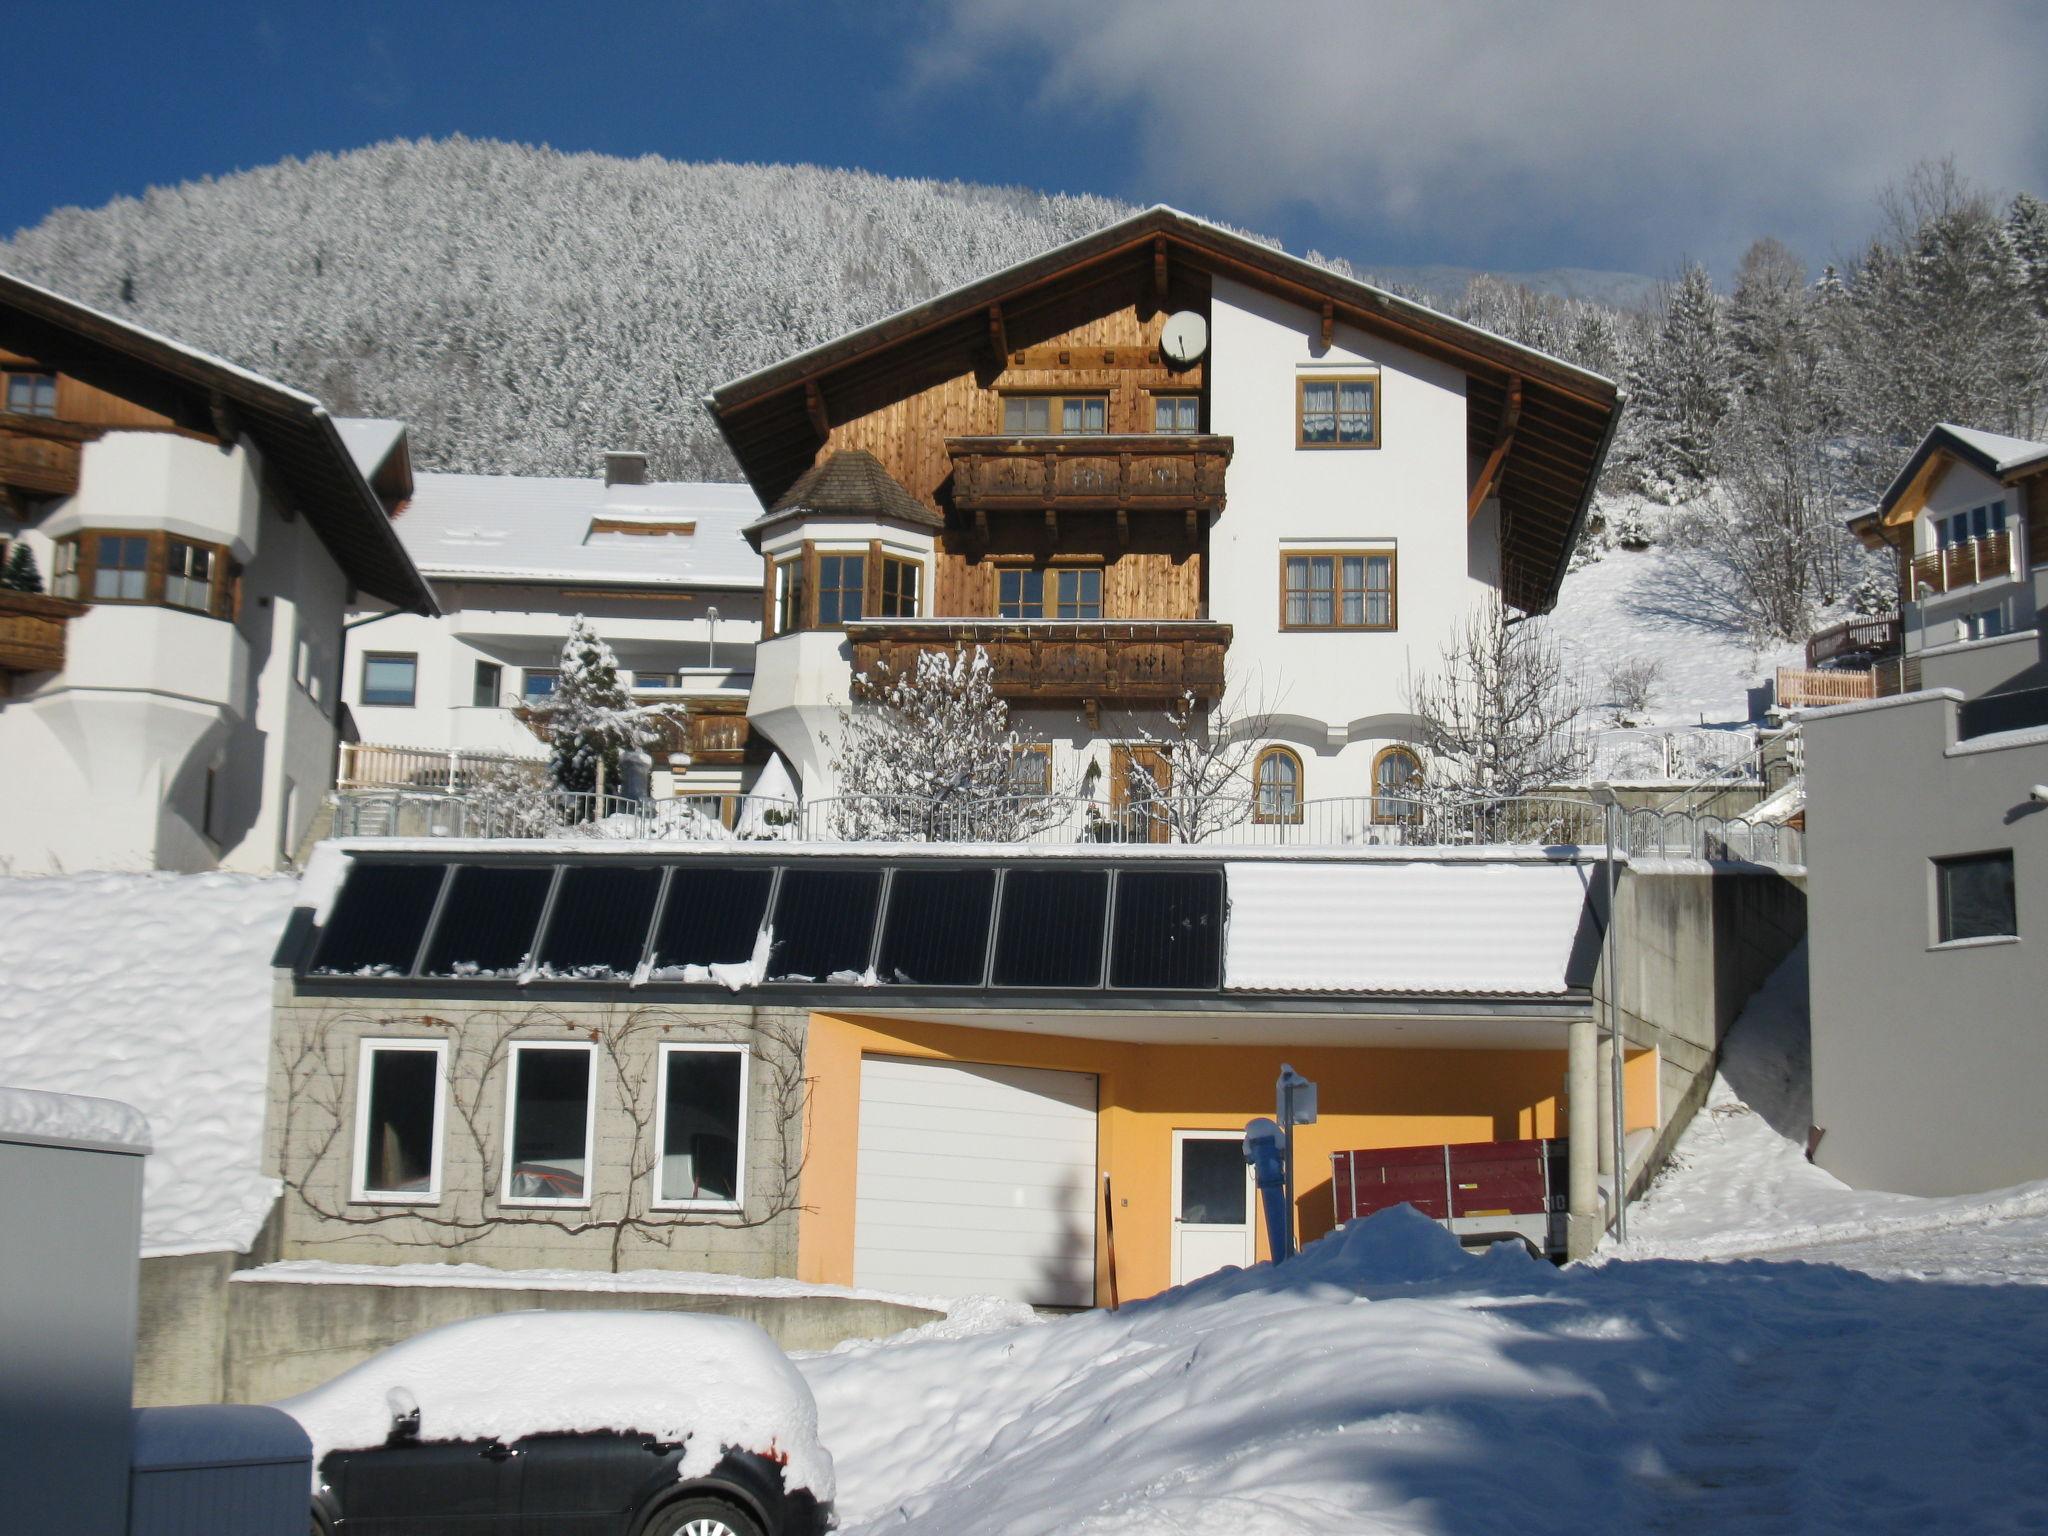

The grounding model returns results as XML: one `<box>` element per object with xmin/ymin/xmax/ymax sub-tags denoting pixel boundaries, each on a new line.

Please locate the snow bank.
<box><xmin>0</xmin><ymin>872</ymin><xmax>297</xmax><ymax>1254</ymax></box>
<box><xmin>274</xmin><ymin>1311</ymin><xmax>833</xmax><ymax>1499</ymax></box>
<box><xmin>0</xmin><ymin>1083</ymin><xmax>151</xmax><ymax>1153</ymax></box>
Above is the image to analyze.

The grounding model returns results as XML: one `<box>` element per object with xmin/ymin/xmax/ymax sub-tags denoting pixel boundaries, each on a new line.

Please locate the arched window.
<box><xmin>1254</xmin><ymin>746</ymin><xmax>1303</xmax><ymax>824</ymax></box>
<box><xmin>1372</xmin><ymin>746</ymin><xmax>1422</xmax><ymax>823</ymax></box>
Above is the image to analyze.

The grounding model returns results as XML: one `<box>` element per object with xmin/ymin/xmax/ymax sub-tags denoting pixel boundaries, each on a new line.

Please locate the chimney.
<box><xmin>604</xmin><ymin>450</ymin><xmax>649</xmax><ymax>487</ymax></box>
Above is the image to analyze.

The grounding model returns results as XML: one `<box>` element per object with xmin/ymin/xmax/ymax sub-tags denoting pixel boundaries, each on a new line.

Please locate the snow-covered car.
<box><xmin>274</xmin><ymin>1310</ymin><xmax>834</xmax><ymax>1536</ymax></box>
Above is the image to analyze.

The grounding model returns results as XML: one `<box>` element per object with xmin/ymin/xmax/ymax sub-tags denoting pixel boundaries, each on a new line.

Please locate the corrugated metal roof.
<box><xmin>1222</xmin><ymin>860</ymin><xmax>1597</xmax><ymax>995</ymax></box>
<box><xmin>398</xmin><ymin>472</ymin><xmax>763</xmax><ymax>589</ymax></box>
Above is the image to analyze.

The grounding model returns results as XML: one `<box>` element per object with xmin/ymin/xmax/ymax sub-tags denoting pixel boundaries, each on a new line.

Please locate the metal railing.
<box><xmin>1656</xmin><ymin>724</ymin><xmax>1801</xmax><ymax>818</ymax></box>
<box><xmin>1624</xmin><ymin>807</ymin><xmax>1803</xmax><ymax>867</ymax></box>
<box><xmin>1579</xmin><ymin>725</ymin><xmax>1759</xmax><ymax>786</ymax></box>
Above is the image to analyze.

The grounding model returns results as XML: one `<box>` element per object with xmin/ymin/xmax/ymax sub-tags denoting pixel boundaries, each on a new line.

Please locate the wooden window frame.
<box><xmin>360</xmin><ymin>651</ymin><xmax>419</xmax><ymax>709</ymax></box>
<box><xmin>1278</xmin><ymin>549</ymin><xmax>1397</xmax><ymax>632</ymax></box>
<box><xmin>879</xmin><ymin>553</ymin><xmax>922</xmax><ymax>618</ymax></box>
<box><xmin>815</xmin><ymin>550</ymin><xmax>866</xmax><ymax>627</ymax></box>
<box><xmin>768</xmin><ymin>551</ymin><xmax>806</xmax><ymax>637</ymax></box>
<box><xmin>1148</xmin><ymin>391</ymin><xmax>1202</xmax><ymax>433</ymax></box>
<box><xmin>498</xmin><ymin>1040</ymin><xmax>599</xmax><ymax>1210</ymax></box>
<box><xmin>1295</xmin><ymin>372</ymin><xmax>1381</xmax><ymax>449</ymax></box>
<box><xmin>999</xmin><ymin>390</ymin><xmax>1111</xmax><ymax>436</ymax></box>
<box><xmin>3</xmin><ymin>369</ymin><xmax>58</xmax><ymax>418</ymax></box>
<box><xmin>650</xmin><ymin>1042</ymin><xmax>751</xmax><ymax>1213</ymax></box>
<box><xmin>1371</xmin><ymin>744</ymin><xmax>1424</xmax><ymax>824</ymax></box>
<box><xmin>1009</xmin><ymin>743</ymin><xmax>1054</xmax><ymax>796</ymax></box>
<box><xmin>53</xmin><ymin>530</ymin><xmax>235</xmax><ymax>619</ymax></box>
<box><xmin>1253</xmin><ymin>745</ymin><xmax>1304</xmax><ymax>824</ymax></box>
<box><xmin>993</xmin><ymin>558</ymin><xmax>1106</xmax><ymax>620</ymax></box>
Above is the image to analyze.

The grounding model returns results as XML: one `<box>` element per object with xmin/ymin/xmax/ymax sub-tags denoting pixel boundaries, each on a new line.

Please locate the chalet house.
<box><xmin>0</xmin><ymin>272</ymin><xmax>434</xmax><ymax>874</ymax></box>
<box><xmin>1801</xmin><ymin>424</ymin><xmax>2048</xmax><ymax>1196</ymax></box>
<box><xmin>708</xmin><ymin>205</ymin><xmax>1620</xmax><ymax>815</ymax></box>
<box><xmin>336</xmin><ymin>446</ymin><xmax>770</xmax><ymax>807</ymax></box>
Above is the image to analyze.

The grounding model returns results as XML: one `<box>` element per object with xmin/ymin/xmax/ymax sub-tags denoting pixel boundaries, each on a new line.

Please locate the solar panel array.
<box><xmin>306</xmin><ymin>857</ymin><xmax>1225</xmax><ymax>993</ymax></box>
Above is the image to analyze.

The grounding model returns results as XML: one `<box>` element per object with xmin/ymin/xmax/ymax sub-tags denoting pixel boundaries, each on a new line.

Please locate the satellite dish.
<box><xmin>1160</xmin><ymin>310</ymin><xmax>1208</xmax><ymax>366</ymax></box>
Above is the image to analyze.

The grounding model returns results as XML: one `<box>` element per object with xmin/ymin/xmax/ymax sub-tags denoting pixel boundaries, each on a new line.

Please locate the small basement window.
<box><xmin>1936</xmin><ymin>852</ymin><xmax>2017</xmax><ymax>944</ymax></box>
<box><xmin>648</xmin><ymin>866</ymin><xmax>776</xmax><ymax>975</ymax></box>
<box><xmin>877</xmin><ymin>868</ymin><xmax>997</xmax><ymax>985</ymax></box>
<box><xmin>536</xmin><ymin>865</ymin><xmax>664</xmax><ymax>978</ymax></box>
<box><xmin>353</xmin><ymin>1040</ymin><xmax>446</xmax><ymax>1202</ymax></box>
<box><xmin>767</xmin><ymin>867</ymin><xmax>884</xmax><ymax>981</ymax></box>
<box><xmin>1110</xmin><ymin>870</ymin><xmax>1224</xmax><ymax>990</ymax></box>
<box><xmin>991</xmin><ymin>868</ymin><xmax>1110</xmax><ymax>988</ymax></box>
<box><xmin>501</xmin><ymin>1042</ymin><xmax>596</xmax><ymax>1205</ymax></box>
<box><xmin>311</xmin><ymin>862</ymin><xmax>451</xmax><ymax>976</ymax></box>
<box><xmin>419</xmin><ymin>865</ymin><xmax>556</xmax><ymax>978</ymax></box>
<box><xmin>654</xmin><ymin>1044</ymin><xmax>749</xmax><ymax>1210</ymax></box>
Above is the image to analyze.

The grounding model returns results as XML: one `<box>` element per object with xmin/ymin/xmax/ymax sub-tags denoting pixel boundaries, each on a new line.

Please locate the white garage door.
<box><xmin>855</xmin><ymin>1056</ymin><xmax>1098</xmax><ymax>1307</ymax></box>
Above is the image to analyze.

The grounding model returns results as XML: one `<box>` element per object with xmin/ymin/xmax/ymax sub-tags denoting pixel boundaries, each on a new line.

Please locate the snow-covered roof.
<box><xmin>1938</xmin><ymin>423</ymin><xmax>2048</xmax><ymax>476</ymax></box>
<box><xmin>333</xmin><ymin>417</ymin><xmax>408</xmax><ymax>478</ymax></box>
<box><xmin>0</xmin><ymin>873</ymin><xmax>296</xmax><ymax>1255</ymax></box>
<box><xmin>274</xmin><ymin>1311</ymin><xmax>832</xmax><ymax>1499</ymax></box>
<box><xmin>1223</xmin><ymin>860</ymin><xmax>1598</xmax><ymax>995</ymax></box>
<box><xmin>396</xmin><ymin>471</ymin><xmax>763</xmax><ymax>589</ymax></box>
<box><xmin>0</xmin><ymin>1084</ymin><xmax>152</xmax><ymax>1155</ymax></box>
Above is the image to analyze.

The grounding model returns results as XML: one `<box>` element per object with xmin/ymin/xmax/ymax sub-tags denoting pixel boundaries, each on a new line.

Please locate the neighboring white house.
<box><xmin>0</xmin><ymin>271</ymin><xmax>435</xmax><ymax>874</ymax></box>
<box><xmin>336</xmin><ymin>447</ymin><xmax>769</xmax><ymax>802</ymax></box>
<box><xmin>707</xmin><ymin>206</ymin><xmax>1619</xmax><ymax>816</ymax></box>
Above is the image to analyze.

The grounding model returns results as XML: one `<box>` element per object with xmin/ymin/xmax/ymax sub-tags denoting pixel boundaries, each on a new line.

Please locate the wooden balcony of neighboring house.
<box><xmin>844</xmin><ymin>619</ymin><xmax>1232</xmax><ymax>718</ymax></box>
<box><xmin>0</xmin><ymin>412</ymin><xmax>90</xmax><ymax>499</ymax></box>
<box><xmin>1805</xmin><ymin>614</ymin><xmax>1900</xmax><ymax>670</ymax></box>
<box><xmin>0</xmin><ymin>588</ymin><xmax>89</xmax><ymax>684</ymax></box>
<box><xmin>1911</xmin><ymin>532</ymin><xmax>2013</xmax><ymax>598</ymax></box>
<box><xmin>516</xmin><ymin>692</ymin><xmax>761</xmax><ymax>768</ymax></box>
<box><xmin>945</xmin><ymin>434</ymin><xmax>1232</xmax><ymax>536</ymax></box>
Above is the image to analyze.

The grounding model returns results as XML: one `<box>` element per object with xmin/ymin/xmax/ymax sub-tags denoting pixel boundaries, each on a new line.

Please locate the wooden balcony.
<box><xmin>0</xmin><ymin>415</ymin><xmax>86</xmax><ymax>498</ymax></box>
<box><xmin>1776</xmin><ymin>665</ymin><xmax>1876</xmax><ymax>709</ymax></box>
<box><xmin>946</xmin><ymin>435</ymin><xmax>1232</xmax><ymax>521</ymax></box>
<box><xmin>845</xmin><ymin>620</ymin><xmax>1232</xmax><ymax>708</ymax></box>
<box><xmin>1911</xmin><ymin>532</ymin><xmax>2012</xmax><ymax>597</ymax></box>
<box><xmin>519</xmin><ymin>693</ymin><xmax>760</xmax><ymax>767</ymax></box>
<box><xmin>0</xmin><ymin>589</ymin><xmax>88</xmax><ymax>679</ymax></box>
<box><xmin>1805</xmin><ymin>614</ymin><xmax>1900</xmax><ymax>668</ymax></box>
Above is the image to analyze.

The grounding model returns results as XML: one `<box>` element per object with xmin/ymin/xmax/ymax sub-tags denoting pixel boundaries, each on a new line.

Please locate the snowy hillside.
<box><xmin>0</xmin><ymin>873</ymin><xmax>297</xmax><ymax>1254</ymax></box>
<box><xmin>799</xmin><ymin>944</ymin><xmax>2048</xmax><ymax>1534</ymax></box>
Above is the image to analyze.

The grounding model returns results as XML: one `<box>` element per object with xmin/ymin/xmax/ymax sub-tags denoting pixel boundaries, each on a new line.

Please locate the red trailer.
<box><xmin>1331</xmin><ymin>1139</ymin><xmax>1568</xmax><ymax>1256</ymax></box>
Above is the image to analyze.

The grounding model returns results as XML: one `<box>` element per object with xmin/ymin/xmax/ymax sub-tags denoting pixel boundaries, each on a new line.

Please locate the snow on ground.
<box><xmin>801</xmin><ymin>942</ymin><xmax>2048</xmax><ymax>1534</ymax></box>
<box><xmin>274</xmin><ymin>1310</ymin><xmax>834</xmax><ymax>1499</ymax></box>
<box><xmin>0</xmin><ymin>872</ymin><xmax>297</xmax><ymax>1254</ymax></box>
<box><xmin>1550</xmin><ymin>511</ymin><xmax>1803</xmax><ymax>729</ymax></box>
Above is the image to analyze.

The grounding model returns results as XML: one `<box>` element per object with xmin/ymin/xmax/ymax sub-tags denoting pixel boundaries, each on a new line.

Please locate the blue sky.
<box><xmin>11</xmin><ymin>2</ymin><xmax>2047</xmax><ymax>281</ymax></box>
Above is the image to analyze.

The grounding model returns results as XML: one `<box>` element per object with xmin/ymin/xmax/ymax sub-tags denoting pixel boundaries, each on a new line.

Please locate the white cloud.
<box><xmin>918</xmin><ymin>0</ymin><xmax>2048</xmax><ymax>273</ymax></box>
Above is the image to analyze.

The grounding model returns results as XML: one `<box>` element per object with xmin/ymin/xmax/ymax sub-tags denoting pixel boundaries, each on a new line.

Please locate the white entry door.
<box><xmin>1171</xmin><ymin>1129</ymin><xmax>1256</xmax><ymax>1285</ymax></box>
<box><xmin>855</xmin><ymin>1056</ymin><xmax>1099</xmax><ymax>1307</ymax></box>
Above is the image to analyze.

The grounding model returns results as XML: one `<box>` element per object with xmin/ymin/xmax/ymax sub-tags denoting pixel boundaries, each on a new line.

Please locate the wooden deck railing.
<box><xmin>1806</xmin><ymin>614</ymin><xmax>1900</xmax><ymax>668</ymax></box>
<box><xmin>946</xmin><ymin>434</ymin><xmax>1233</xmax><ymax>515</ymax></box>
<box><xmin>0</xmin><ymin>589</ymin><xmax>88</xmax><ymax>678</ymax></box>
<box><xmin>337</xmin><ymin>742</ymin><xmax>544</xmax><ymax>792</ymax></box>
<box><xmin>0</xmin><ymin>426</ymin><xmax>83</xmax><ymax>497</ymax></box>
<box><xmin>846</xmin><ymin>620</ymin><xmax>1232</xmax><ymax>704</ymax></box>
<box><xmin>1776</xmin><ymin>666</ymin><xmax>1877</xmax><ymax>709</ymax></box>
<box><xmin>1911</xmin><ymin>532</ymin><xmax>2012</xmax><ymax>596</ymax></box>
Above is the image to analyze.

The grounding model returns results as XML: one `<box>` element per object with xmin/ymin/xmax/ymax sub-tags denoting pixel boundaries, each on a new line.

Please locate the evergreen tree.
<box><xmin>2</xmin><ymin>542</ymin><xmax>43</xmax><ymax>594</ymax></box>
<box><xmin>2008</xmin><ymin>192</ymin><xmax>2048</xmax><ymax>319</ymax></box>
<box><xmin>1629</xmin><ymin>263</ymin><xmax>1734</xmax><ymax>499</ymax></box>
<box><xmin>545</xmin><ymin>616</ymin><xmax>657</xmax><ymax>801</ymax></box>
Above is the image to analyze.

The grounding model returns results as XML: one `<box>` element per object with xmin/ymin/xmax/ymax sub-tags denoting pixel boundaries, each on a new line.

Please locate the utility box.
<box><xmin>0</xmin><ymin>1085</ymin><xmax>152</xmax><ymax>1536</ymax></box>
<box><xmin>128</xmin><ymin>1405</ymin><xmax>312</xmax><ymax>1536</ymax></box>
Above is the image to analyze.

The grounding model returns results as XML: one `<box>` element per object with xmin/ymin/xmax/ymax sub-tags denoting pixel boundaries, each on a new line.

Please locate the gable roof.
<box><xmin>705</xmin><ymin>205</ymin><xmax>1622</xmax><ymax>613</ymax></box>
<box><xmin>1862</xmin><ymin>422</ymin><xmax>2048</xmax><ymax>538</ymax></box>
<box><xmin>397</xmin><ymin>472</ymin><xmax>762</xmax><ymax>589</ymax></box>
<box><xmin>746</xmin><ymin>449</ymin><xmax>942</xmax><ymax>544</ymax></box>
<box><xmin>0</xmin><ymin>270</ymin><xmax>435</xmax><ymax>614</ymax></box>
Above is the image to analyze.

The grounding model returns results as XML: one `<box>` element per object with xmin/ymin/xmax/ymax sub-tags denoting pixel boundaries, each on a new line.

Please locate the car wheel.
<box><xmin>640</xmin><ymin>1496</ymin><xmax>766</xmax><ymax>1536</ymax></box>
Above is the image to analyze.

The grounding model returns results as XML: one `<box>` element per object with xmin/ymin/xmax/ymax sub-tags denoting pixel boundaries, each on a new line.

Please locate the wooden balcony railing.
<box><xmin>0</xmin><ymin>589</ymin><xmax>89</xmax><ymax>678</ymax></box>
<box><xmin>515</xmin><ymin>693</ymin><xmax>757</xmax><ymax>767</ymax></box>
<box><xmin>845</xmin><ymin>620</ymin><xmax>1232</xmax><ymax>706</ymax></box>
<box><xmin>1776</xmin><ymin>665</ymin><xmax>1876</xmax><ymax>709</ymax></box>
<box><xmin>946</xmin><ymin>435</ymin><xmax>1232</xmax><ymax>516</ymax></box>
<box><xmin>1911</xmin><ymin>532</ymin><xmax>2012</xmax><ymax>597</ymax></box>
<box><xmin>0</xmin><ymin>419</ymin><xmax>85</xmax><ymax>498</ymax></box>
<box><xmin>1806</xmin><ymin>614</ymin><xmax>1900</xmax><ymax>668</ymax></box>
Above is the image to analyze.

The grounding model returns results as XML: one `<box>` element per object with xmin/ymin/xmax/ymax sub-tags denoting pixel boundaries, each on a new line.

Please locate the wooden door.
<box><xmin>1110</xmin><ymin>744</ymin><xmax>1172</xmax><ymax>843</ymax></box>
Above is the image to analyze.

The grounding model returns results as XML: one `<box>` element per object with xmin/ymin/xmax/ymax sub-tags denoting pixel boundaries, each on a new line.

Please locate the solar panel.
<box><xmin>1110</xmin><ymin>869</ymin><xmax>1224</xmax><ymax>990</ymax></box>
<box><xmin>310</xmin><ymin>862</ymin><xmax>449</xmax><ymax>976</ymax></box>
<box><xmin>536</xmin><ymin>865</ymin><xmax>664</xmax><ymax>978</ymax></box>
<box><xmin>768</xmin><ymin>867</ymin><xmax>884</xmax><ymax>981</ymax></box>
<box><xmin>990</xmin><ymin>867</ymin><xmax>1109</xmax><ymax>988</ymax></box>
<box><xmin>648</xmin><ymin>866</ymin><xmax>776</xmax><ymax>974</ymax></box>
<box><xmin>876</xmin><ymin>868</ymin><xmax>997</xmax><ymax>985</ymax></box>
<box><xmin>419</xmin><ymin>865</ymin><xmax>556</xmax><ymax>977</ymax></box>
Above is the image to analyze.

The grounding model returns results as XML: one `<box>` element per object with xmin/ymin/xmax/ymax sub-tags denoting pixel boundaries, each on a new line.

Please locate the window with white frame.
<box><xmin>501</xmin><ymin>1042</ymin><xmax>596</xmax><ymax>1205</ymax></box>
<box><xmin>1938</xmin><ymin>500</ymin><xmax>2008</xmax><ymax>548</ymax></box>
<box><xmin>352</xmin><ymin>1039</ymin><xmax>447</xmax><ymax>1202</ymax></box>
<box><xmin>653</xmin><ymin>1043</ymin><xmax>749</xmax><ymax>1209</ymax></box>
<box><xmin>1961</xmin><ymin>606</ymin><xmax>2010</xmax><ymax>642</ymax></box>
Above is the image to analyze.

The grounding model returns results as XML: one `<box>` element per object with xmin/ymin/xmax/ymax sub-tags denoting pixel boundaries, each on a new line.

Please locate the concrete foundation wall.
<box><xmin>220</xmin><ymin>1280</ymin><xmax>938</xmax><ymax>1403</ymax></box>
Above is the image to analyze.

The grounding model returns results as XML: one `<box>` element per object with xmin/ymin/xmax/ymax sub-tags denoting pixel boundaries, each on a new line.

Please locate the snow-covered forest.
<box><xmin>5</xmin><ymin>142</ymin><xmax>2044</xmax><ymax>641</ymax></box>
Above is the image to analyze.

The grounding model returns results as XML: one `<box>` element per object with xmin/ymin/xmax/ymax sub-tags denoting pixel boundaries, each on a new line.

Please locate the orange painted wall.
<box><xmin>797</xmin><ymin>1012</ymin><xmax>1658</xmax><ymax>1305</ymax></box>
